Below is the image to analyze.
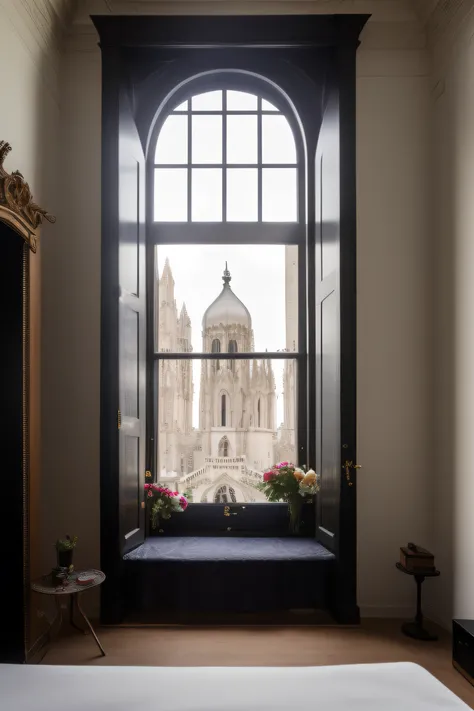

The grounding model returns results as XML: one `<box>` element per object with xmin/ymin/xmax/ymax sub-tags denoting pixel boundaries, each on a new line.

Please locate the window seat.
<box><xmin>124</xmin><ymin>536</ymin><xmax>334</xmax><ymax>562</ymax></box>
<box><xmin>123</xmin><ymin>537</ymin><xmax>335</xmax><ymax>619</ymax></box>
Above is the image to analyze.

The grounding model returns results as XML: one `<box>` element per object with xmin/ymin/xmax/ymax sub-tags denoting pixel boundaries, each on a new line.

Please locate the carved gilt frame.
<box><xmin>0</xmin><ymin>141</ymin><xmax>55</xmax><ymax>252</ymax></box>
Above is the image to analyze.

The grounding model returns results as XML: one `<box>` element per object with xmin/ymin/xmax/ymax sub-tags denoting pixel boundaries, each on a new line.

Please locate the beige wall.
<box><xmin>49</xmin><ymin>30</ymin><xmax>432</xmax><ymax>617</ymax></box>
<box><xmin>426</xmin><ymin>11</ymin><xmax>474</xmax><ymax>630</ymax></box>
<box><xmin>41</xmin><ymin>48</ymin><xmax>102</xmax><ymax>596</ymax></box>
<box><xmin>356</xmin><ymin>49</ymin><xmax>432</xmax><ymax>617</ymax></box>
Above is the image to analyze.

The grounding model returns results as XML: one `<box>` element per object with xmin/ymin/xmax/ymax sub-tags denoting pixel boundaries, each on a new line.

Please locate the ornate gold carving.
<box><xmin>0</xmin><ymin>141</ymin><xmax>55</xmax><ymax>252</ymax></box>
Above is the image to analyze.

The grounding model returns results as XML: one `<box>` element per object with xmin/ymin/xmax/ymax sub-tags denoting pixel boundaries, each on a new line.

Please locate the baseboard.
<box><xmin>360</xmin><ymin>606</ymin><xmax>451</xmax><ymax>631</ymax></box>
<box><xmin>360</xmin><ymin>605</ymin><xmax>413</xmax><ymax>619</ymax></box>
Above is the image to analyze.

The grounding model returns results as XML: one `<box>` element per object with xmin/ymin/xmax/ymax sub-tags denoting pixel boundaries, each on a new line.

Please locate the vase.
<box><xmin>288</xmin><ymin>495</ymin><xmax>303</xmax><ymax>535</ymax></box>
<box><xmin>57</xmin><ymin>548</ymin><xmax>73</xmax><ymax>569</ymax></box>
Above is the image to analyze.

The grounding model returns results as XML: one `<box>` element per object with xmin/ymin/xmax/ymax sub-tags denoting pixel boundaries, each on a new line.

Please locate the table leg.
<box><xmin>76</xmin><ymin>593</ymin><xmax>106</xmax><ymax>656</ymax></box>
<box><xmin>401</xmin><ymin>575</ymin><xmax>437</xmax><ymax>642</ymax></box>
<box><xmin>49</xmin><ymin>597</ymin><xmax>63</xmax><ymax>641</ymax></box>
<box><xmin>70</xmin><ymin>595</ymin><xmax>87</xmax><ymax>634</ymax></box>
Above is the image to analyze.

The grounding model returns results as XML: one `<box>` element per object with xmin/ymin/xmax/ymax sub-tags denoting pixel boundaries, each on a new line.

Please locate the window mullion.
<box><xmin>222</xmin><ymin>90</ymin><xmax>227</xmax><ymax>222</ymax></box>
<box><xmin>187</xmin><ymin>102</ymin><xmax>192</xmax><ymax>222</ymax></box>
<box><xmin>257</xmin><ymin>96</ymin><xmax>262</xmax><ymax>222</ymax></box>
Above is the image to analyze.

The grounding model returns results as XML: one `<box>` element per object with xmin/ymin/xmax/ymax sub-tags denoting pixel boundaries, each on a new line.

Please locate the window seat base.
<box><xmin>122</xmin><ymin>537</ymin><xmax>335</xmax><ymax>618</ymax></box>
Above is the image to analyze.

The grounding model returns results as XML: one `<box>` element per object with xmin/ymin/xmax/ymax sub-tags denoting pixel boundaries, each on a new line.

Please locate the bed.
<box><xmin>0</xmin><ymin>662</ymin><xmax>470</xmax><ymax>710</ymax></box>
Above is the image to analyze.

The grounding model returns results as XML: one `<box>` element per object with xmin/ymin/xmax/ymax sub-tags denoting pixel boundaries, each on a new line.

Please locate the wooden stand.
<box><xmin>396</xmin><ymin>562</ymin><xmax>440</xmax><ymax>641</ymax></box>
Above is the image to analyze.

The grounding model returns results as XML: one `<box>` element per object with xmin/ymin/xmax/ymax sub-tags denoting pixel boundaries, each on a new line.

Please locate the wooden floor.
<box><xmin>39</xmin><ymin>619</ymin><xmax>474</xmax><ymax>708</ymax></box>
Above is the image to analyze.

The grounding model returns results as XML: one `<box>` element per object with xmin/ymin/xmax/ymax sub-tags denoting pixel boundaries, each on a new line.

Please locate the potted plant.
<box><xmin>258</xmin><ymin>462</ymin><xmax>320</xmax><ymax>534</ymax></box>
<box><xmin>55</xmin><ymin>535</ymin><xmax>78</xmax><ymax>569</ymax></box>
<box><xmin>144</xmin><ymin>484</ymin><xmax>188</xmax><ymax>532</ymax></box>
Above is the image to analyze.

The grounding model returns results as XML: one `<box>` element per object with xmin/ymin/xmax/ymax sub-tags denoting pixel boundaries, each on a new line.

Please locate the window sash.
<box><xmin>147</xmin><ymin>87</ymin><xmax>308</xmax><ymax>520</ymax></box>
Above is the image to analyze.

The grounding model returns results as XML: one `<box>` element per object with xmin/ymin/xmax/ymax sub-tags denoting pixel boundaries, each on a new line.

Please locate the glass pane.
<box><xmin>226</xmin><ymin>90</ymin><xmax>258</xmax><ymax>111</ymax></box>
<box><xmin>227</xmin><ymin>115</ymin><xmax>258</xmax><ymax>164</ymax></box>
<box><xmin>192</xmin><ymin>90</ymin><xmax>222</xmax><ymax>111</ymax></box>
<box><xmin>192</xmin><ymin>115</ymin><xmax>222</xmax><ymax>164</ymax></box>
<box><xmin>262</xmin><ymin>115</ymin><xmax>296</xmax><ymax>164</ymax></box>
<box><xmin>262</xmin><ymin>98</ymin><xmax>279</xmax><ymax>111</ymax></box>
<box><xmin>155</xmin><ymin>244</ymin><xmax>298</xmax><ymax>353</ymax></box>
<box><xmin>154</xmin><ymin>169</ymin><xmax>187</xmax><ymax>222</ymax></box>
<box><xmin>191</xmin><ymin>169</ymin><xmax>222</xmax><ymax>221</ymax></box>
<box><xmin>155</xmin><ymin>115</ymin><xmax>188</xmax><ymax>164</ymax></box>
<box><xmin>227</xmin><ymin>169</ymin><xmax>258</xmax><ymax>221</ymax></box>
<box><xmin>173</xmin><ymin>99</ymin><xmax>188</xmax><ymax>111</ymax></box>
<box><xmin>262</xmin><ymin>168</ymin><xmax>297</xmax><ymax>221</ymax></box>
<box><xmin>156</xmin><ymin>357</ymin><xmax>297</xmax><ymax>502</ymax></box>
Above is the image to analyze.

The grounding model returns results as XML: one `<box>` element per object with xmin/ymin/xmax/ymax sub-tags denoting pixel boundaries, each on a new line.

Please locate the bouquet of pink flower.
<box><xmin>258</xmin><ymin>462</ymin><xmax>320</xmax><ymax>533</ymax></box>
<box><xmin>144</xmin><ymin>483</ymin><xmax>188</xmax><ymax>530</ymax></box>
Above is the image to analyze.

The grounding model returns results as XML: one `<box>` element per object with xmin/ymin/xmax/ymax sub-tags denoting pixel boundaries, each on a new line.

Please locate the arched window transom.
<box><xmin>154</xmin><ymin>89</ymin><xmax>298</xmax><ymax>223</ymax></box>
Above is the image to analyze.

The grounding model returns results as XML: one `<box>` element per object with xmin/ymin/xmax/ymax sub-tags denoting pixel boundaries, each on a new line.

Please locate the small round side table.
<box><xmin>395</xmin><ymin>562</ymin><xmax>440</xmax><ymax>641</ymax></box>
<box><xmin>31</xmin><ymin>569</ymin><xmax>106</xmax><ymax>656</ymax></box>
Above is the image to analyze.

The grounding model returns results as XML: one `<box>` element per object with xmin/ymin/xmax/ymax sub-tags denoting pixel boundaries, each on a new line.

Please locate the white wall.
<box><xmin>0</xmin><ymin>1</ymin><xmax>60</xmax><ymax>213</ymax></box>
<box><xmin>41</xmin><ymin>47</ymin><xmax>102</xmax><ymax>587</ymax></box>
<box><xmin>427</xmin><ymin>10</ymin><xmax>474</xmax><ymax>629</ymax></box>
<box><xmin>356</xmin><ymin>48</ymin><xmax>431</xmax><ymax>617</ymax></box>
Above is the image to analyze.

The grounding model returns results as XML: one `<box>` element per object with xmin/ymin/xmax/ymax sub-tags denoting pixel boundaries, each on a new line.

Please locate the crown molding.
<box><xmin>73</xmin><ymin>0</ymin><xmax>420</xmax><ymax>24</ymax></box>
<box><xmin>66</xmin><ymin>0</ymin><xmax>426</xmax><ymax>52</ymax></box>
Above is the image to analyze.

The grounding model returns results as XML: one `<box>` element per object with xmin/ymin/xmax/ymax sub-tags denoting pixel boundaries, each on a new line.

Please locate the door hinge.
<box><xmin>117</xmin><ymin>409</ymin><xmax>122</xmax><ymax>429</ymax></box>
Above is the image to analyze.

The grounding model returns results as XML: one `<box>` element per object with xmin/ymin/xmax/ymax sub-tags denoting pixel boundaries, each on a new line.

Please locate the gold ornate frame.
<box><xmin>0</xmin><ymin>141</ymin><xmax>55</xmax><ymax>659</ymax></box>
<box><xmin>0</xmin><ymin>141</ymin><xmax>55</xmax><ymax>251</ymax></box>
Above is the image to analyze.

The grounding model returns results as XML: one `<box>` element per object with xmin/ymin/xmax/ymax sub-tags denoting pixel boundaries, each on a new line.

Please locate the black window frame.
<box><xmin>146</xmin><ymin>75</ymin><xmax>308</xmax><ymax>525</ymax></box>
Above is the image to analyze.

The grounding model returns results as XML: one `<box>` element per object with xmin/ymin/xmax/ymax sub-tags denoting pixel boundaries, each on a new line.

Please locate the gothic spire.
<box><xmin>161</xmin><ymin>257</ymin><xmax>173</xmax><ymax>282</ymax></box>
<box><xmin>223</xmin><ymin>262</ymin><xmax>231</xmax><ymax>286</ymax></box>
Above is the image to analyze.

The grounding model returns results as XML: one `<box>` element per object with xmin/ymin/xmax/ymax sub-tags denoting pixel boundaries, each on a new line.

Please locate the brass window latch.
<box><xmin>224</xmin><ymin>506</ymin><xmax>238</xmax><ymax>517</ymax></box>
<box><xmin>343</xmin><ymin>460</ymin><xmax>361</xmax><ymax>486</ymax></box>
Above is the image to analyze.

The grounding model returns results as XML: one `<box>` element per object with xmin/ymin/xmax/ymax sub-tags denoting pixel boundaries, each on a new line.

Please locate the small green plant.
<box><xmin>55</xmin><ymin>535</ymin><xmax>78</xmax><ymax>552</ymax></box>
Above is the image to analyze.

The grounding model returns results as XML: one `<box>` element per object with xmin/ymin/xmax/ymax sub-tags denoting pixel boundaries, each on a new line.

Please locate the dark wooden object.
<box><xmin>93</xmin><ymin>14</ymin><xmax>368</xmax><ymax>625</ymax></box>
<box><xmin>396</xmin><ymin>562</ymin><xmax>440</xmax><ymax>641</ymax></box>
<box><xmin>0</xmin><ymin>141</ymin><xmax>55</xmax><ymax>662</ymax></box>
<box><xmin>453</xmin><ymin>619</ymin><xmax>474</xmax><ymax>686</ymax></box>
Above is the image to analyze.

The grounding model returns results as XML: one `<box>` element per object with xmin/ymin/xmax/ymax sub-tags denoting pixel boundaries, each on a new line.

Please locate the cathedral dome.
<box><xmin>202</xmin><ymin>264</ymin><xmax>251</xmax><ymax>330</ymax></box>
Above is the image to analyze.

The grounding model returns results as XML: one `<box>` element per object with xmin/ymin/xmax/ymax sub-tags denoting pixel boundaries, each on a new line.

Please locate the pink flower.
<box><xmin>179</xmin><ymin>496</ymin><xmax>188</xmax><ymax>510</ymax></box>
<box><xmin>147</xmin><ymin>490</ymin><xmax>153</xmax><ymax>498</ymax></box>
<box><xmin>279</xmin><ymin>461</ymin><xmax>289</xmax><ymax>467</ymax></box>
<box><xmin>144</xmin><ymin>483</ymin><xmax>151</xmax><ymax>490</ymax></box>
<box><xmin>264</xmin><ymin>470</ymin><xmax>276</xmax><ymax>482</ymax></box>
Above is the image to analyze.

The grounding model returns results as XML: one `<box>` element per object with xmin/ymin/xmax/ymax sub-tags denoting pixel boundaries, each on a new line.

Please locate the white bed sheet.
<box><xmin>0</xmin><ymin>662</ymin><xmax>470</xmax><ymax>711</ymax></box>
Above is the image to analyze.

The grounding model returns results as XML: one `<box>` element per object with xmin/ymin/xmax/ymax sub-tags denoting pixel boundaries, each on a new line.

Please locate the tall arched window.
<box><xmin>212</xmin><ymin>338</ymin><xmax>221</xmax><ymax>371</ymax></box>
<box><xmin>152</xmin><ymin>82</ymin><xmax>304</xmax><ymax>507</ymax></box>
<box><xmin>228</xmin><ymin>339</ymin><xmax>237</xmax><ymax>373</ymax></box>
<box><xmin>221</xmin><ymin>394</ymin><xmax>226</xmax><ymax>427</ymax></box>
<box><xmin>214</xmin><ymin>485</ymin><xmax>237</xmax><ymax>504</ymax></box>
<box><xmin>219</xmin><ymin>436</ymin><xmax>230</xmax><ymax>457</ymax></box>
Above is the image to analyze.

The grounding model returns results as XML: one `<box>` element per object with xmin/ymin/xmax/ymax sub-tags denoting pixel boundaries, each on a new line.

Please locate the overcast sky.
<box><xmin>156</xmin><ymin>245</ymin><xmax>292</xmax><ymax>427</ymax></box>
